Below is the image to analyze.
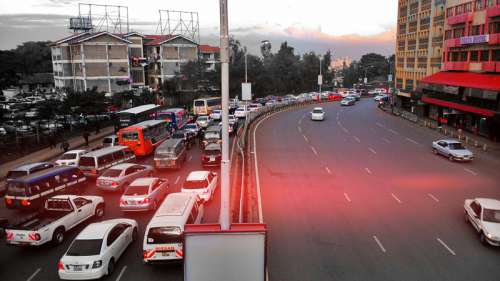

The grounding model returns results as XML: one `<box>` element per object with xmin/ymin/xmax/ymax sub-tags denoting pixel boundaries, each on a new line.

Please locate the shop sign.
<box><xmin>443</xmin><ymin>85</ymin><xmax>459</xmax><ymax>95</ymax></box>
<box><xmin>460</xmin><ymin>35</ymin><xmax>489</xmax><ymax>45</ymax></box>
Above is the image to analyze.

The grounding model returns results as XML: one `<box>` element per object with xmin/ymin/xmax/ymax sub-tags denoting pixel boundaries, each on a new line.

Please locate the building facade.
<box><xmin>199</xmin><ymin>45</ymin><xmax>220</xmax><ymax>71</ymax></box>
<box><xmin>418</xmin><ymin>0</ymin><xmax>500</xmax><ymax>140</ymax></box>
<box><xmin>395</xmin><ymin>0</ymin><xmax>447</xmax><ymax>108</ymax></box>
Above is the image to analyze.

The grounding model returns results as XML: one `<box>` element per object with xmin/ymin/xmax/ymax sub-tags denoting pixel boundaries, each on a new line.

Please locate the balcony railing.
<box><xmin>443</xmin><ymin>62</ymin><xmax>469</xmax><ymax>71</ymax></box>
<box><xmin>433</xmin><ymin>15</ymin><xmax>444</xmax><ymax>22</ymax></box>
<box><xmin>447</xmin><ymin>12</ymin><xmax>472</xmax><ymax>26</ymax></box>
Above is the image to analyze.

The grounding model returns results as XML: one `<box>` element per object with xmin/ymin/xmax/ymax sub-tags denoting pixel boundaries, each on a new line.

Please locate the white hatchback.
<box><xmin>56</xmin><ymin>150</ymin><xmax>88</xmax><ymax>167</ymax></box>
<box><xmin>310</xmin><ymin>107</ymin><xmax>325</xmax><ymax>121</ymax></box>
<box><xmin>58</xmin><ymin>219</ymin><xmax>138</xmax><ymax>280</ymax></box>
<box><xmin>181</xmin><ymin>171</ymin><xmax>218</xmax><ymax>202</ymax></box>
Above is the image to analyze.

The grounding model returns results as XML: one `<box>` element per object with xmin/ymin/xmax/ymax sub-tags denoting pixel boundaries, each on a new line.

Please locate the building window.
<box><xmin>406</xmin><ymin>79</ymin><xmax>414</xmax><ymax>90</ymax></box>
<box><xmin>470</xmin><ymin>50</ymin><xmax>479</xmax><ymax>61</ymax></box>
<box><xmin>493</xmin><ymin>49</ymin><xmax>500</xmax><ymax>62</ymax></box>
<box><xmin>480</xmin><ymin>50</ymin><xmax>489</xmax><ymax>61</ymax></box>
<box><xmin>474</xmin><ymin>0</ymin><xmax>483</xmax><ymax>10</ymax></box>
<box><xmin>396</xmin><ymin>79</ymin><xmax>403</xmax><ymax>89</ymax></box>
<box><xmin>447</xmin><ymin>7</ymin><xmax>454</xmax><ymax>17</ymax></box>
<box><xmin>464</xmin><ymin>2</ymin><xmax>472</xmax><ymax>12</ymax></box>
<box><xmin>470</xmin><ymin>25</ymin><xmax>481</xmax><ymax>35</ymax></box>
<box><xmin>445</xmin><ymin>30</ymin><xmax>452</xmax><ymax>39</ymax></box>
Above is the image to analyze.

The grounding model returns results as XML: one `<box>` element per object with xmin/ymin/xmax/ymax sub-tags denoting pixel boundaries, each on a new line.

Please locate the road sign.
<box><xmin>317</xmin><ymin>75</ymin><xmax>323</xmax><ymax>86</ymax></box>
<box><xmin>388</xmin><ymin>74</ymin><xmax>393</xmax><ymax>82</ymax></box>
<box><xmin>242</xmin><ymin>82</ymin><xmax>252</xmax><ymax>101</ymax></box>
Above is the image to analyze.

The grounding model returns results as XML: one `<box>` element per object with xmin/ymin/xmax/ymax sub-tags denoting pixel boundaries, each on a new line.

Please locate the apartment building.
<box><xmin>418</xmin><ymin>0</ymin><xmax>500</xmax><ymax>140</ymax></box>
<box><xmin>199</xmin><ymin>45</ymin><xmax>220</xmax><ymax>71</ymax></box>
<box><xmin>395</xmin><ymin>0</ymin><xmax>447</xmax><ymax>108</ymax></box>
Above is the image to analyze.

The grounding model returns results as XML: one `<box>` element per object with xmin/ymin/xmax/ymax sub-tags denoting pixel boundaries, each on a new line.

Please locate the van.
<box><xmin>143</xmin><ymin>193</ymin><xmax>204</xmax><ymax>263</ymax></box>
<box><xmin>154</xmin><ymin>138</ymin><xmax>187</xmax><ymax>169</ymax></box>
<box><xmin>102</xmin><ymin>134</ymin><xmax>119</xmax><ymax>147</ymax></box>
<box><xmin>4</xmin><ymin>166</ymin><xmax>87</xmax><ymax>210</ymax></box>
<box><xmin>78</xmin><ymin>146</ymin><xmax>135</xmax><ymax>177</ymax></box>
<box><xmin>2</xmin><ymin>162</ymin><xmax>54</xmax><ymax>196</ymax></box>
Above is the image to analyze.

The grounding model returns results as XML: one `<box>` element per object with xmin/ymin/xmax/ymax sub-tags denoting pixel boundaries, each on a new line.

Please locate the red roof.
<box><xmin>143</xmin><ymin>34</ymin><xmax>177</xmax><ymax>45</ymax></box>
<box><xmin>199</xmin><ymin>44</ymin><xmax>220</xmax><ymax>53</ymax></box>
<box><xmin>420</xmin><ymin>71</ymin><xmax>500</xmax><ymax>92</ymax></box>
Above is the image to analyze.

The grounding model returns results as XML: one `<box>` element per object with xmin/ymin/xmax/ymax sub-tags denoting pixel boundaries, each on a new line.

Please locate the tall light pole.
<box><xmin>219</xmin><ymin>0</ymin><xmax>231</xmax><ymax>231</ymax></box>
<box><xmin>245</xmin><ymin>51</ymin><xmax>248</xmax><ymax>83</ymax></box>
<box><xmin>319</xmin><ymin>55</ymin><xmax>322</xmax><ymax>93</ymax></box>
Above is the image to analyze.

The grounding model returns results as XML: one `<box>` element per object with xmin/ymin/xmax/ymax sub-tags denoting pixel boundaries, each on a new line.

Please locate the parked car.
<box><xmin>432</xmin><ymin>139</ymin><xmax>474</xmax><ymax>161</ymax></box>
<box><xmin>310</xmin><ymin>107</ymin><xmax>325</xmax><ymax>121</ymax></box>
<box><xmin>154</xmin><ymin>138</ymin><xmax>187</xmax><ymax>169</ymax></box>
<box><xmin>202</xmin><ymin>143</ymin><xmax>222</xmax><ymax>167</ymax></box>
<box><xmin>196</xmin><ymin>115</ymin><xmax>211</xmax><ymax>129</ymax></box>
<box><xmin>0</xmin><ymin>127</ymin><xmax>7</xmax><ymax>136</ymax></box>
<box><xmin>16</xmin><ymin>125</ymin><xmax>34</xmax><ymax>135</ymax></box>
<box><xmin>96</xmin><ymin>163</ymin><xmax>153</xmax><ymax>192</ymax></box>
<box><xmin>328</xmin><ymin>93</ymin><xmax>342</xmax><ymax>101</ymax></box>
<box><xmin>464</xmin><ymin>198</ymin><xmax>500</xmax><ymax>246</ymax></box>
<box><xmin>340</xmin><ymin>97</ymin><xmax>356</xmax><ymax>106</ymax></box>
<box><xmin>172</xmin><ymin>129</ymin><xmax>196</xmax><ymax>149</ymax></box>
<box><xmin>55</xmin><ymin>150</ymin><xmax>88</xmax><ymax>167</ymax></box>
<box><xmin>120</xmin><ymin>177</ymin><xmax>170</xmax><ymax>211</ymax></box>
<box><xmin>181</xmin><ymin>171</ymin><xmax>218</xmax><ymax>202</ymax></box>
<box><xmin>58</xmin><ymin>219</ymin><xmax>138</xmax><ymax>280</ymax></box>
<box><xmin>209</xmin><ymin>109</ymin><xmax>222</xmax><ymax>120</ymax></box>
<box><xmin>5</xmin><ymin>195</ymin><xmax>105</xmax><ymax>246</ymax></box>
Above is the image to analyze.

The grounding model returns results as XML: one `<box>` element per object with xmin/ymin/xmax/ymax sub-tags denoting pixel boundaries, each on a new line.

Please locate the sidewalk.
<box><xmin>0</xmin><ymin>127</ymin><xmax>114</xmax><ymax>180</ymax></box>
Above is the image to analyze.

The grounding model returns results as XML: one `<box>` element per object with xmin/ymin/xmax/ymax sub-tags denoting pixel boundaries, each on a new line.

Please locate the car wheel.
<box><xmin>52</xmin><ymin>227</ymin><xmax>65</xmax><ymax>245</ymax></box>
<box><xmin>432</xmin><ymin>148</ymin><xmax>438</xmax><ymax>155</ymax></box>
<box><xmin>107</xmin><ymin>258</ymin><xmax>115</xmax><ymax>275</ymax></box>
<box><xmin>464</xmin><ymin>212</ymin><xmax>469</xmax><ymax>223</ymax></box>
<box><xmin>132</xmin><ymin>228</ymin><xmax>138</xmax><ymax>242</ymax></box>
<box><xmin>94</xmin><ymin>204</ymin><xmax>105</xmax><ymax>218</ymax></box>
<box><xmin>448</xmin><ymin>154</ymin><xmax>454</xmax><ymax>161</ymax></box>
<box><xmin>480</xmin><ymin>232</ymin><xmax>488</xmax><ymax>246</ymax></box>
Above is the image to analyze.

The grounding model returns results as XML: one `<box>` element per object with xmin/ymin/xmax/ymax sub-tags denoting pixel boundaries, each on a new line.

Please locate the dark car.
<box><xmin>172</xmin><ymin>129</ymin><xmax>196</xmax><ymax>149</ymax></box>
<box><xmin>0</xmin><ymin>218</ymin><xmax>7</xmax><ymax>238</ymax></box>
<box><xmin>202</xmin><ymin>143</ymin><xmax>222</xmax><ymax>167</ymax></box>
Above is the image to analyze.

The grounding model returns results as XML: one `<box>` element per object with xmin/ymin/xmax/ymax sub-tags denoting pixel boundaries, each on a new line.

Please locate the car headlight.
<box><xmin>486</xmin><ymin>232</ymin><xmax>493</xmax><ymax>239</ymax></box>
<box><xmin>92</xmin><ymin>260</ymin><xmax>103</xmax><ymax>268</ymax></box>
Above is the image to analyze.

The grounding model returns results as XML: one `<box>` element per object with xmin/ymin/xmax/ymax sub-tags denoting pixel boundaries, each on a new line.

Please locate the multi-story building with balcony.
<box><xmin>418</xmin><ymin>0</ymin><xmax>500</xmax><ymax>140</ymax></box>
<box><xmin>395</xmin><ymin>0</ymin><xmax>447</xmax><ymax>108</ymax></box>
<box><xmin>199</xmin><ymin>45</ymin><xmax>220</xmax><ymax>71</ymax></box>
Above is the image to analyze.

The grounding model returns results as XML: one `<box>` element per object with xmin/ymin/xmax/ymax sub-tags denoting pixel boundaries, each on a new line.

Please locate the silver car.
<box><xmin>119</xmin><ymin>177</ymin><xmax>170</xmax><ymax>211</ymax></box>
<box><xmin>432</xmin><ymin>139</ymin><xmax>474</xmax><ymax>161</ymax></box>
<box><xmin>96</xmin><ymin>163</ymin><xmax>154</xmax><ymax>192</ymax></box>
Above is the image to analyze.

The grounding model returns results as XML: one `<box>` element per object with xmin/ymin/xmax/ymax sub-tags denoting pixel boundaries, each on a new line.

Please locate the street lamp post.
<box><xmin>219</xmin><ymin>0</ymin><xmax>230</xmax><ymax>231</ymax></box>
<box><xmin>319</xmin><ymin>56</ymin><xmax>322</xmax><ymax>93</ymax></box>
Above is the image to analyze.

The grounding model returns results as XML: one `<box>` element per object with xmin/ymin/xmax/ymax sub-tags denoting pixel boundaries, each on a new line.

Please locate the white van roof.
<box><xmin>81</xmin><ymin>145</ymin><xmax>129</xmax><ymax>158</ymax></box>
<box><xmin>148</xmin><ymin>193</ymin><xmax>197</xmax><ymax>227</ymax></box>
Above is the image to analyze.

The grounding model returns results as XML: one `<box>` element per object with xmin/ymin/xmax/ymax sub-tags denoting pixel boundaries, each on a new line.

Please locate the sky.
<box><xmin>0</xmin><ymin>0</ymin><xmax>397</xmax><ymax>59</ymax></box>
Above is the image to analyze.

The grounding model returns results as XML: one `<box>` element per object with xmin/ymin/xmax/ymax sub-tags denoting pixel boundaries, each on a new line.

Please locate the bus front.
<box><xmin>118</xmin><ymin>128</ymin><xmax>149</xmax><ymax>156</ymax></box>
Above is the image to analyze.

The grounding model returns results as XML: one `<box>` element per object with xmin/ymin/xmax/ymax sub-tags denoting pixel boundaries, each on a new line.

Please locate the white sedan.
<box><xmin>310</xmin><ymin>107</ymin><xmax>325</xmax><ymax>121</ymax></box>
<box><xmin>58</xmin><ymin>219</ymin><xmax>138</xmax><ymax>280</ymax></box>
<box><xmin>56</xmin><ymin>150</ymin><xmax>88</xmax><ymax>166</ymax></box>
<box><xmin>432</xmin><ymin>139</ymin><xmax>474</xmax><ymax>161</ymax></box>
<box><xmin>464</xmin><ymin>198</ymin><xmax>500</xmax><ymax>246</ymax></box>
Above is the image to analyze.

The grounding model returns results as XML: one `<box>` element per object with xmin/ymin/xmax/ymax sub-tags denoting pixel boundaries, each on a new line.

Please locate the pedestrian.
<box><xmin>95</xmin><ymin>121</ymin><xmax>100</xmax><ymax>134</ymax></box>
<box><xmin>60</xmin><ymin>140</ymin><xmax>69</xmax><ymax>152</ymax></box>
<box><xmin>49</xmin><ymin>133</ymin><xmax>57</xmax><ymax>149</ymax></box>
<box><xmin>83</xmin><ymin>131</ymin><xmax>90</xmax><ymax>147</ymax></box>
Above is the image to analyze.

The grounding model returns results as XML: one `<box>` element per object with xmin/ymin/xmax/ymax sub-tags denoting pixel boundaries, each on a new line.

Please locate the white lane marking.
<box><xmin>376</xmin><ymin>122</ymin><xmax>384</xmax><ymax>128</ymax></box>
<box><xmin>464</xmin><ymin>168</ymin><xmax>478</xmax><ymax>176</ymax></box>
<box><xmin>364</xmin><ymin>168</ymin><xmax>372</xmax><ymax>174</ymax></box>
<box><xmin>344</xmin><ymin>192</ymin><xmax>351</xmax><ymax>202</ymax></box>
<box><xmin>303</xmin><ymin>134</ymin><xmax>309</xmax><ymax>142</ymax></box>
<box><xmin>437</xmin><ymin>238</ymin><xmax>456</xmax><ymax>256</ymax></box>
<box><xmin>115</xmin><ymin>266</ymin><xmax>127</xmax><ymax>281</ymax></box>
<box><xmin>337</xmin><ymin>121</ymin><xmax>342</xmax><ymax>127</ymax></box>
<box><xmin>188</xmin><ymin>155</ymin><xmax>193</xmax><ymax>162</ymax></box>
<box><xmin>382</xmin><ymin>137</ymin><xmax>391</xmax><ymax>144</ymax></box>
<box><xmin>406</xmin><ymin>137</ymin><xmax>419</xmax><ymax>145</ymax></box>
<box><xmin>428</xmin><ymin>193</ymin><xmax>439</xmax><ymax>203</ymax></box>
<box><xmin>311</xmin><ymin>146</ymin><xmax>319</xmax><ymax>156</ymax></box>
<box><xmin>297</xmin><ymin>126</ymin><xmax>302</xmax><ymax>133</ymax></box>
<box><xmin>26</xmin><ymin>268</ymin><xmax>41</xmax><ymax>281</ymax></box>
<box><xmin>370</xmin><ymin>128</ymin><xmax>376</xmax><ymax>133</ymax></box>
<box><xmin>174</xmin><ymin>176</ymin><xmax>180</xmax><ymax>185</ymax></box>
<box><xmin>342</xmin><ymin>127</ymin><xmax>349</xmax><ymax>134</ymax></box>
<box><xmin>325</xmin><ymin>167</ymin><xmax>332</xmax><ymax>174</ymax></box>
<box><xmin>373</xmin><ymin>236</ymin><xmax>386</xmax><ymax>253</ymax></box>
<box><xmin>353</xmin><ymin>136</ymin><xmax>361</xmax><ymax>143</ymax></box>
<box><xmin>253</xmin><ymin>114</ymin><xmax>271</xmax><ymax>223</ymax></box>
<box><xmin>368</xmin><ymin>147</ymin><xmax>377</xmax><ymax>155</ymax></box>
<box><xmin>391</xmin><ymin>193</ymin><xmax>402</xmax><ymax>204</ymax></box>
<box><xmin>388</xmin><ymin>129</ymin><xmax>399</xmax><ymax>135</ymax></box>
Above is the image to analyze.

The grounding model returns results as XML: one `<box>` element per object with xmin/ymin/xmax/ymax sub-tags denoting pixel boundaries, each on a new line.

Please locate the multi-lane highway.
<box><xmin>255</xmin><ymin>99</ymin><xmax>500</xmax><ymax>281</ymax></box>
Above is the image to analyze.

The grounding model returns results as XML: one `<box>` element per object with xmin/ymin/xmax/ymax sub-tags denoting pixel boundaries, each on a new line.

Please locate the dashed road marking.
<box><xmin>437</xmin><ymin>238</ymin><xmax>456</xmax><ymax>256</ymax></box>
<box><xmin>344</xmin><ymin>192</ymin><xmax>351</xmax><ymax>202</ymax></box>
<box><xmin>342</xmin><ymin>127</ymin><xmax>349</xmax><ymax>134</ymax></box>
<box><xmin>391</xmin><ymin>193</ymin><xmax>402</xmax><ymax>204</ymax></box>
<box><xmin>116</xmin><ymin>266</ymin><xmax>127</xmax><ymax>281</ymax></box>
<box><xmin>174</xmin><ymin>176</ymin><xmax>180</xmax><ymax>185</ymax></box>
<box><xmin>364</xmin><ymin>168</ymin><xmax>372</xmax><ymax>174</ymax></box>
<box><xmin>373</xmin><ymin>236</ymin><xmax>386</xmax><ymax>253</ymax></box>
<box><xmin>325</xmin><ymin>167</ymin><xmax>332</xmax><ymax>174</ymax></box>
<box><xmin>337</xmin><ymin>121</ymin><xmax>342</xmax><ymax>127</ymax></box>
<box><xmin>382</xmin><ymin>137</ymin><xmax>391</xmax><ymax>144</ymax></box>
<box><xmin>26</xmin><ymin>268</ymin><xmax>41</xmax><ymax>281</ymax></box>
<box><xmin>311</xmin><ymin>146</ymin><xmax>319</xmax><ymax>156</ymax></box>
<box><xmin>353</xmin><ymin>136</ymin><xmax>361</xmax><ymax>143</ymax></box>
<box><xmin>464</xmin><ymin>168</ymin><xmax>478</xmax><ymax>176</ymax></box>
<box><xmin>368</xmin><ymin>147</ymin><xmax>377</xmax><ymax>154</ymax></box>
<box><xmin>376</xmin><ymin>122</ymin><xmax>384</xmax><ymax>128</ymax></box>
<box><xmin>388</xmin><ymin>129</ymin><xmax>399</xmax><ymax>135</ymax></box>
<box><xmin>406</xmin><ymin>137</ymin><xmax>419</xmax><ymax>145</ymax></box>
<box><xmin>298</xmin><ymin>126</ymin><xmax>302</xmax><ymax>133</ymax></box>
<box><xmin>303</xmin><ymin>134</ymin><xmax>309</xmax><ymax>142</ymax></box>
<box><xmin>428</xmin><ymin>193</ymin><xmax>439</xmax><ymax>203</ymax></box>
<box><xmin>188</xmin><ymin>155</ymin><xmax>193</xmax><ymax>162</ymax></box>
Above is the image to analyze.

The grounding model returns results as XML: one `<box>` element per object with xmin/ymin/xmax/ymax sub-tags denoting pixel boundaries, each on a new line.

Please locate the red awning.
<box><xmin>421</xmin><ymin>96</ymin><xmax>496</xmax><ymax>117</ymax></box>
<box><xmin>420</xmin><ymin>72</ymin><xmax>500</xmax><ymax>92</ymax></box>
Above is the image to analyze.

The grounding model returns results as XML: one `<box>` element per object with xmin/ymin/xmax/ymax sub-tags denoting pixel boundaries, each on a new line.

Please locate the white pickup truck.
<box><xmin>5</xmin><ymin>195</ymin><xmax>105</xmax><ymax>246</ymax></box>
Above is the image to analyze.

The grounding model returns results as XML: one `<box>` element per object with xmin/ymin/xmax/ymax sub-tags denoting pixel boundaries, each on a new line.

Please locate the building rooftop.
<box><xmin>199</xmin><ymin>44</ymin><xmax>220</xmax><ymax>53</ymax></box>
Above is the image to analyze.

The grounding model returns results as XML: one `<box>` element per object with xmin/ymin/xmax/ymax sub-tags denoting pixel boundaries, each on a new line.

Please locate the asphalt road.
<box><xmin>0</xmin><ymin>135</ymin><xmax>232</xmax><ymax>281</ymax></box>
<box><xmin>255</xmin><ymin>99</ymin><xmax>500</xmax><ymax>281</ymax></box>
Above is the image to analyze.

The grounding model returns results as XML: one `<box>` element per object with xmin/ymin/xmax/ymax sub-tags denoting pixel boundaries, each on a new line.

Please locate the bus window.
<box><xmin>122</xmin><ymin>131</ymin><xmax>139</xmax><ymax>141</ymax></box>
<box><xmin>80</xmin><ymin>157</ymin><xmax>96</xmax><ymax>167</ymax></box>
<box><xmin>194</xmin><ymin>100</ymin><xmax>205</xmax><ymax>107</ymax></box>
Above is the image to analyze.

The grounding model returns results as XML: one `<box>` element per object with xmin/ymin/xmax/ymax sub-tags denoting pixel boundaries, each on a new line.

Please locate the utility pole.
<box><xmin>245</xmin><ymin>51</ymin><xmax>248</xmax><ymax>83</ymax></box>
<box><xmin>219</xmin><ymin>0</ymin><xmax>230</xmax><ymax>231</ymax></box>
<box><xmin>319</xmin><ymin>56</ymin><xmax>322</xmax><ymax>93</ymax></box>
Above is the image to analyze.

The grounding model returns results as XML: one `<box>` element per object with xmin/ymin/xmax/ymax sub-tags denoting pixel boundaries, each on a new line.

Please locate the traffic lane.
<box><xmin>309</xmin><ymin>101</ymin><xmax>500</xmax><ymax>279</ymax></box>
<box><xmin>0</xmin><ymin>139</ymin><xmax>223</xmax><ymax>281</ymax></box>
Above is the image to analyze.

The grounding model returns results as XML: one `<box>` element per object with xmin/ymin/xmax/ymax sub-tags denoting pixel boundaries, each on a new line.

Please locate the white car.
<box><xmin>210</xmin><ymin>109</ymin><xmax>222</xmax><ymax>120</ymax></box>
<box><xmin>56</xmin><ymin>150</ymin><xmax>88</xmax><ymax>166</ymax></box>
<box><xmin>184</xmin><ymin>123</ymin><xmax>200</xmax><ymax>135</ymax></box>
<box><xmin>464</xmin><ymin>198</ymin><xmax>500</xmax><ymax>246</ymax></box>
<box><xmin>96</xmin><ymin>163</ymin><xmax>154</xmax><ymax>192</ymax></box>
<box><xmin>374</xmin><ymin>94</ymin><xmax>388</xmax><ymax>101</ymax></box>
<box><xmin>58</xmin><ymin>219</ymin><xmax>138</xmax><ymax>280</ymax></box>
<box><xmin>234</xmin><ymin>107</ymin><xmax>248</xmax><ymax>119</ymax></box>
<box><xmin>310</xmin><ymin>107</ymin><xmax>325</xmax><ymax>121</ymax></box>
<box><xmin>196</xmin><ymin>115</ymin><xmax>210</xmax><ymax>128</ymax></box>
<box><xmin>228</xmin><ymin>114</ymin><xmax>237</xmax><ymax>126</ymax></box>
<box><xmin>181</xmin><ymin>171</ymin><xmax>218</xmax><ymax>202</ymax></box>
<box><xmin>432</xmin><ymin>139</ymin><xmax>474</xmax><ymax>161</ymax></box>
<box><xmin>248</xmin><ymin>103</ymin><xmax>261</xmax><ymax>112</ymax></box>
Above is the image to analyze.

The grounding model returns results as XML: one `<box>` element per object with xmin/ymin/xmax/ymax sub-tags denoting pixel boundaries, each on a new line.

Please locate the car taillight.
<box><xmin>28</xmin><ymin>232</ymin><xmax>41</xmax><ymax>241</ymax></box>
<box><xmin>141</xmin><ymin>198</ymin><xmax>150</xmax><ymax>204</ymax></box>
<box><xmin>120</xmin><ymin>199</ymin><xmax>127</xmax><ymax>205</ymax></box>
<box><xmin>111</xmin><ymin>182</ymin><xmax>119</xmax><ymax>187</ymax></box>
<box><xmin>6</xmin><ymin>231</ymin><xmax>13</xmax><ymax>241</ymax></box>
<box><xmin>91</xmin><ymin>169</ymin><xmax>98</xmax><ymax>174</ymax></box>
<box><xmin>21</xmin><ymin>199</ymin><xmax>31</xmax><ymax>206</ymax></box>
<box><xmin>5</xmin><ymin>198</ymin><xmax>12</xmax><ymax>205</ymax></box>
<box><xmin>58</xmin><ymin>261</ymin><xmax>65</xmax><ymax>270</ymax></box>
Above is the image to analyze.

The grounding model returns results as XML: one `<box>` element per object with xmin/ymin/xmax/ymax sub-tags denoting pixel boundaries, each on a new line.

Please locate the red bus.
<box><xmin>118</xmin><ymin>120</ymin><xmax>170</xmax><ymax>156</ymax></box>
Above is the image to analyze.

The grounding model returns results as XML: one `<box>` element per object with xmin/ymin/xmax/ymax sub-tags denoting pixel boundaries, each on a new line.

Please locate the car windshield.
<box><xmin>483</xmin><ymin>209</ymin><xmax>500</xmax><ymax>223</ymax></box>
<box><xmin>66</xmin><ymin>239</ymin><xmax>102</xmax><ymax>256</ymax></box>
<box><xmin>6</xmin><ymin>170</ymin><xmax>27</xmax><ymax>179</ymax></box>
<box><xmin>185</xmin><ymin>124</ymin><xmax>196</xmax><ymax>129</ymax></box>
<box><xmin>448</xmin><ymin>143</ymin><xmax>465</xmax><ymax>150</ymax></box>
<box><xmin>147</xmin><ymin>227</ymin><xmax>182</xmax><ymax>244</ymax></box>
<box><xmin>197</xmin><ymin>116</ymin><xmax>208</xmax><ymax>121</ymax></box>
<box><xmin>204</xmin><ymin>149</ymin><xmax>221</xmax><ymax>156</ymax></box>
<box><xmin>183</xmin><ymin>179</ymin><xmax>208</xmax><ymax>189</ymax></box>
<box><xmin>102</xmin><ymin>169</ymin><xmax>122</xmax><ymax>177</ymax></box>
<box><xmin>313</xmin><ymin>109</ymin><xmax>323</xmax><ymax>114</ymax></box>
<box><xmin>194</xmin><ymin>100</ymin><xmax>205</xmax><ymax>107</ymax></box>
<box><xmin>172</xmin><ymin>132</ymin><xmax>185</xmax><ymax>139</ymax></box>
<box><xmin>6</xmin><ymin>182</ymin><xmax>27</xmax><ymax>196</ymax></box>
<box><xmin>124</xmin><ymin>185</ymin><xmax>149</xmax><ymax>195</ymax></box>
<box><xmin>61</xmin><ymin>153</ymin><xmax>77</xmax><ymax>160</ymax></box>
